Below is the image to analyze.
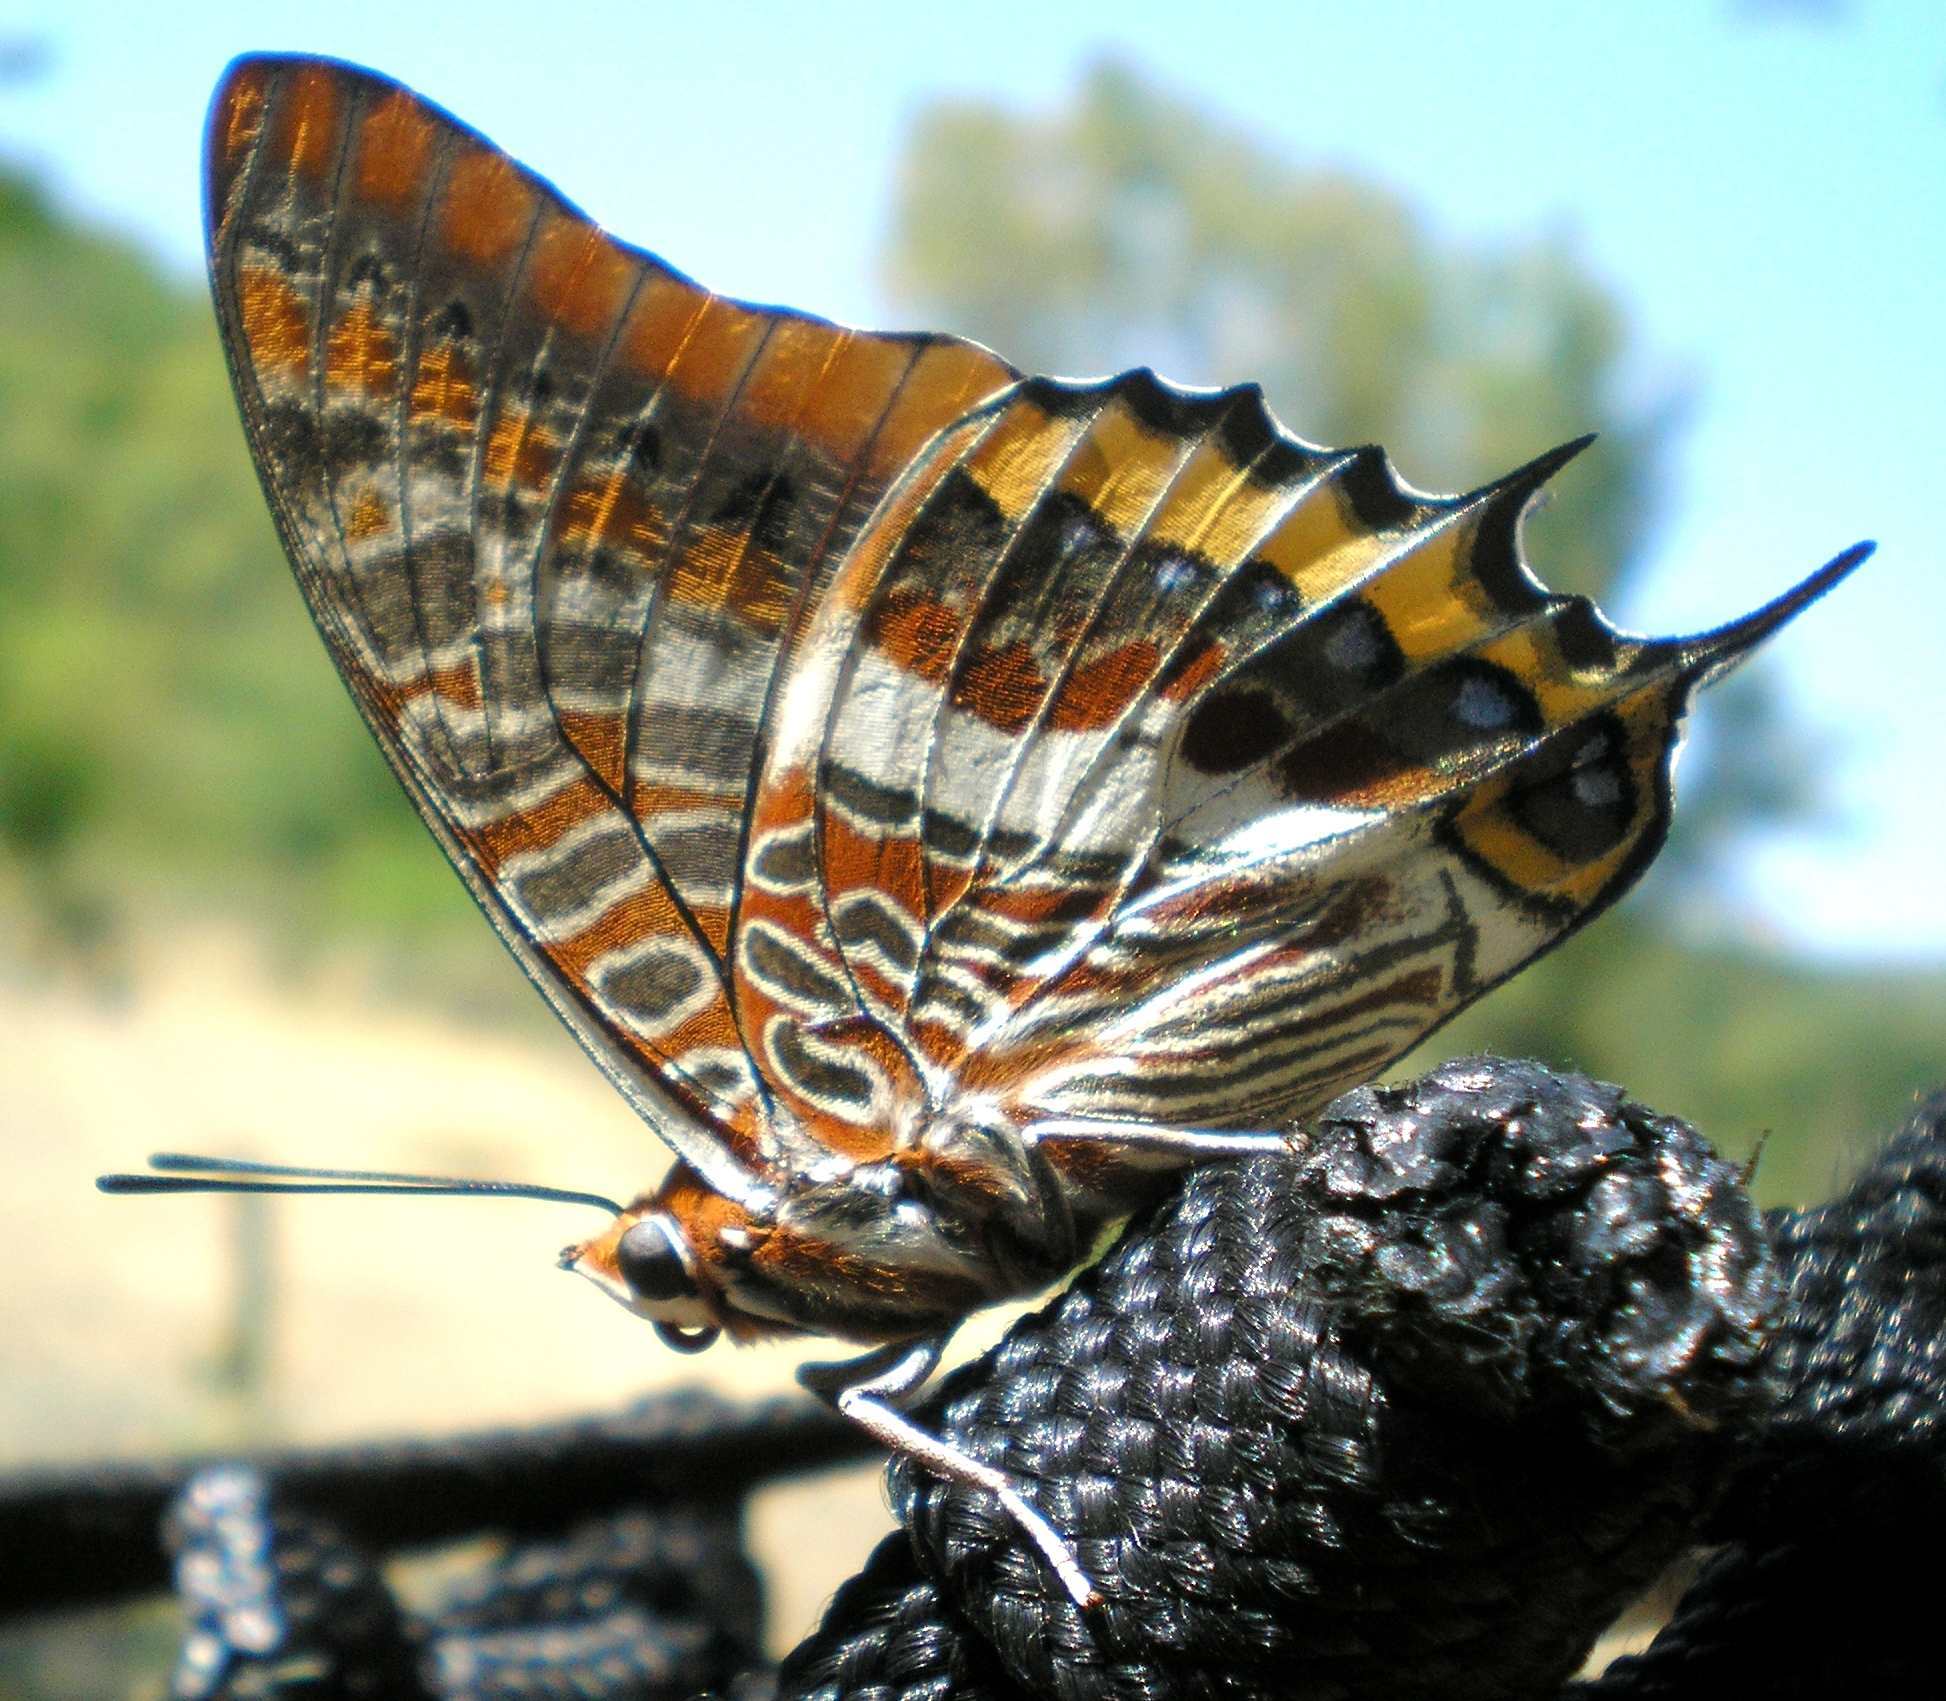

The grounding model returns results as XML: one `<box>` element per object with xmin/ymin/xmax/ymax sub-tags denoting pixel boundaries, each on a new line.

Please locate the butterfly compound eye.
<box><xmin>654</xmin><ymin>1320</ymin><xmax>721</xmax><ymax>1354</ymax></box>
<box><xmin>615</xmin><ymin>1216</ymin><xmax>698</xmax><ymax>1303</ymax></box>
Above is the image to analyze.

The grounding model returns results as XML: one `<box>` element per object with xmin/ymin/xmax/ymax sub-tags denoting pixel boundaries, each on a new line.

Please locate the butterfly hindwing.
<box><xmin>766</xmin><ymin>371</ymin><xmax>1854</xmax><ymax>1139</ymax></box>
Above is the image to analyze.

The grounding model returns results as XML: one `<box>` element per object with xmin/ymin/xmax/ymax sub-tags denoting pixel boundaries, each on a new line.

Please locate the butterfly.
<box><xmin>103</xmin><ymin>52</ymin><xmax>1866</xmax><ymax>1608</ymax></box>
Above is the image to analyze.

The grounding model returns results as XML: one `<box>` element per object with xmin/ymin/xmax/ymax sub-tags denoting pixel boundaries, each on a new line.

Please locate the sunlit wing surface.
<box><xmin>206</xmin><ymin>55</ymin><xmax>1014</xmax><ymax>1204</ymax></box>
<box><xmin>208</xmin><ymin>54</ymin><xmax>1865</xmax><ymax>1197</ymax></box>
<box><xmin>759</xmin><ymin>376</ymin><xmax>1860</xmax><ymax>1133</ymax></box>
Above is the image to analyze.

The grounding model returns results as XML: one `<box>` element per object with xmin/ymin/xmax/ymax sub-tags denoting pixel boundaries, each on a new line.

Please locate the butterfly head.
<box><xmin>559</xmin><ymin>1163</ymin><xmax>809</xmax><ymax>1349</ymax></box>
<box><xmin>559</xmin><ymin>1206</ymin><xmax>725</xmax><ymax>1352</ymax></box>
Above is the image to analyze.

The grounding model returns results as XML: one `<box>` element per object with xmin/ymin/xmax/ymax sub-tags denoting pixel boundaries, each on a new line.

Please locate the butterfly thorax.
<box><xmin>571</xmin><ymin>1097</ymin><xmax>1158</xmax><ymax>1344</ymax></box>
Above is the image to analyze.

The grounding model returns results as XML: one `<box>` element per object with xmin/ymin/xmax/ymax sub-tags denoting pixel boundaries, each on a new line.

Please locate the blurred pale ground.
<box><xmin>0</xmin><ymin>920</ymin><xmax>950</xmax><ymax>1658</ymax></box>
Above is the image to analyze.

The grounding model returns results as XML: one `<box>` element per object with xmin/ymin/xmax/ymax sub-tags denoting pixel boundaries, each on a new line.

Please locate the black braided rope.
<box><xmin>0</xmin><ymin>1391</ymin><xmax>863</xmax><ymax>1617</ymax></box>
<box><xmin>1575</xmin><ymin>1087</ymin><xmax>1946</xmax><ymax>1697</ymax></box>
<box><xmin>3</xmin><ymin>1056</ymin><xmax>1940</xmax><ymax>1698</ymax></box>
<box><xmin>161</xmin><ymin>1466</ymin><xmax>766</xmax><ymax>1700</ymax></box>
<box><xmin>782</xmin><ymin>1056</ymin><xmax>1780</xmax><ymax>1701</ymax></box>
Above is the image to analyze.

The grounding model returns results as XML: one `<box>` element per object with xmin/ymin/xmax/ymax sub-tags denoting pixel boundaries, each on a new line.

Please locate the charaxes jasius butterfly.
<box><xmin>102</xmin><ymin>53</ymin><xmax>1867</xmax><ymax>1605</ymax></box>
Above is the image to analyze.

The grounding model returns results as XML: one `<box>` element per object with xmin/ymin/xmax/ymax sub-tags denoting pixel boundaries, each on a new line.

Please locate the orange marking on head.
<box><xmin>482</xmin><ymin>408</ymin><xmax>560</xmax><ymax>492</ymax></box>
<box><xmin>953</xmin><ymin>641</ymin><xmax>1046</xmax><ymax>734</ymax></box>
<box><xmin>324</xmin><ymin>300</ymin><xmax>398</xmax><ymax>397</ymax></box>
<box><xmin>273</xmin><ymin>62</ymin><xmax>344</xmax><ymax>181</ymax></box>
<box><xmin>441</xmin><ymin>144</ymin><xmax>535</xmax><ymax>264</ymax></box>
<box><xmin>869</xmin><ymin>588</ymin><xmax>962</xmax><ymax>685</ymax></box>
<box><xmin>466</xmin><ymin>776</ymin><xmax>612</xmax><ymax>873</ymax></box>
<box><xmin>355</xmin><ymin>87</ymin><xmax>436</xmax><ymax>209</ymax></box>
<box><xmin>593</xmin><ymin>1168</ymin><xmax>793</xmax><ymax>1340</ymax></box>
<box><xmin>528</xmin><ymin>213</ymin><xmax>637</xmax><ymax>338</ymax></box>
<box><xmin>409</xmin><ymin>341</ymin><xmax>478</xmax><ymax>433</ymax></box>
<box><xmin>237</xmin><ymin>265</ymin><xmax>310</xmax><ymax>377</ymax></box>
<box><xmin>345</xmin><ymin>488</ymin><xmax>393</xmax><ymax>542</ymax></box>
<box><xmin>1048</xmin><ymin>639</ymin><xmax>1161</xmax><ymax>732</ymax></box>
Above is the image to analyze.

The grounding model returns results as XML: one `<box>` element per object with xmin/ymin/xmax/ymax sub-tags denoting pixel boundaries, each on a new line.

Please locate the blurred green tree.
<box><xmin>0</xmin><ymin>165</ymin><xmax>478</xmax><ymax>970</ymax></box>
<box><xmin>886</xmin><ymin>61</ymin><xmax>1662</xmax><ymax>602</ymax></box>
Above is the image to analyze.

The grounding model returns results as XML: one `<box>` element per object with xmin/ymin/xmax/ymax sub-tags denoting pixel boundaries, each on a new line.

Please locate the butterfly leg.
<box><xmin>1025</xmin><ymin>1116</ymin><xmax>1299</xmax><ymax>1159</ymax></box>
<box><xmin>798</xmin><ymin>1335</ymin><xmax>1101</xmax><ymax>1610</ymax></box>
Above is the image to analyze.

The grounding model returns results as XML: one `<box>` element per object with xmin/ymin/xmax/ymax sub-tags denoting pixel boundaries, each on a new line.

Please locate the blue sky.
<box><xmin>2</xmin><ymin>0</ymin><xmax>1940</xmax><ymax>960</ymax></box>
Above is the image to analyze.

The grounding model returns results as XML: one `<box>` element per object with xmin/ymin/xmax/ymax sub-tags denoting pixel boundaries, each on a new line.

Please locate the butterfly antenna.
<box><xmin>1676</xmin><ymin>540</ymin><xmax>1874</xmax><ymax>686</ymax></box>
<box><xmin>97</xmin><ymin>1153</ymin><xmax>624</xmax><ymax>1215</ymax></box>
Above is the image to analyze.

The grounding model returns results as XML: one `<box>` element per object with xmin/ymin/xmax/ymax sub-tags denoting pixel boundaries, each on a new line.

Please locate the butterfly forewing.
<box><xmin>206</xmin><ymin>56</ymin><xmax>1014</xmax><ymax>1199</ymax></box>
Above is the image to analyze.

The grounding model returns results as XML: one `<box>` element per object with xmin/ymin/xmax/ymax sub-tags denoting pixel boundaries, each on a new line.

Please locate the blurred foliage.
<box><xmin>0</xmin><ymin>165</ymin><xmax>479</xmax><ymax>966</ymax></box>
<box><xmin>1427</xmin><ymin>916</ymin><xmax>1946</xmax><ymax>1207</ymax></box>
<box><xmin>0</xmin><ymin>1599</ymin><xmax>180</xmax><ymax>1701</ymax></box>
<box><xmin>884</xmin><ymin>61</ymin><xmax>1942</xmax><ymax>1175</ymax></box>
<box><xmin>888</xmin><ymin>60</ymin><xmax>1668</xmax><ymax>604</ymax></box>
